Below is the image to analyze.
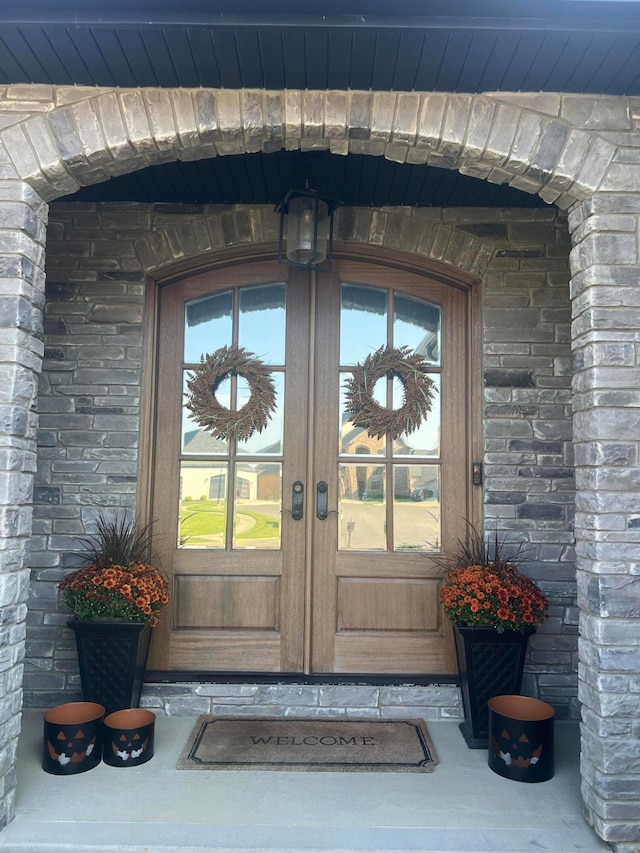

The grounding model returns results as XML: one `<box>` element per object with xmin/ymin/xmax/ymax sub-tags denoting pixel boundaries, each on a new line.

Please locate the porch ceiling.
<box><xmin>68</xmin><ymin>150</ymin><xmax>547</xmax><ymax>208</ymax></box>
<box><xmin>7</xmin><ymin>0</ymin><xmax>638</xmax><ymax>208</ymax></box>
<box><xmin>4</xmin><ymin>1</ymin><xmax>640</xmax><ymax>94</ymax></box>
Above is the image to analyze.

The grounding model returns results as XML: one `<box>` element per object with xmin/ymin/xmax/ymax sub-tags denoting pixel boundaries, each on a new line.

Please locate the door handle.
<box><xmin>292</xmin><ymin>481</ymin><xmax>304</xmax><ymax>521</ymax></box>
<box><xmin>316</xmin><ymin>481</ymin><xmax>328</xmax><ymax>521</ymax></box>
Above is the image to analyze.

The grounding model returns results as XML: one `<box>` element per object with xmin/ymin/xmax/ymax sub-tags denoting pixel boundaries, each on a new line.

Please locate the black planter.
<box><xmin>67</xmin><ymin>619</ymin><xmax>152</xmax><ymax>717</ymax></box>
<box><xmin>103</xmin><ymin>708</ymin><xmax>156</xmax><ymax>767</ymax></box>
<box><xmin>453</xmin><ymin>624</ymin><xmax>533</xmax><ymax>749</ymax></box>
<box><xmin>42</xmin><ymin>701</ymin><xmax>105</xmax><ymax>775</ymax></box>
<box><xmin>488</xmin><ymin>694</ymin><xmax>555</xmax><ymax>783</ymax></box>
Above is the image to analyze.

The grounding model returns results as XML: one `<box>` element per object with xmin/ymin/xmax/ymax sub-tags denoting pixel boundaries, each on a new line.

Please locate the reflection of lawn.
<box><xmin>180</xmin><ymin>501</ymin><xmax>225</xmax><ymax>541</ymax></box>
<box><xmin>180</xmin><ymin>500</ymin><xmax>278</xmax><ymax>542</ymax></box>
<box><xmin>235</xmin><ymin>511</ymin><xmax>279</xmax><ymax>540</ymax></box>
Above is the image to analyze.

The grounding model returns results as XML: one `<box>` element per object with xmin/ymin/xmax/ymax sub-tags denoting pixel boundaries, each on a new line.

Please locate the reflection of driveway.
<box><xmin>340</xmin><ymin>501</ymin><xmax>385</xmax><ymax>549</ymax></box>
<box><xmin>339</xmin><ymin>500</ymin><xmax>440</xmax><ymax>550</ymax></box>
<box><xmin>235</xmin><ymin>513</ymin><xmax>255</xmax><ymax>533</ymax></box>
<box><xmin>237</xmin><ymin>501</ymin><xmax>280</xmax><ymax>518</ymax></box>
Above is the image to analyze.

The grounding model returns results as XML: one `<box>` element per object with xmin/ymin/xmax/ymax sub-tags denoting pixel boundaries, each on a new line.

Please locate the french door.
<box><xmin>147</xmin><ymin>256</ymin><xmax>471</xmax><ymax>674</ymax></box>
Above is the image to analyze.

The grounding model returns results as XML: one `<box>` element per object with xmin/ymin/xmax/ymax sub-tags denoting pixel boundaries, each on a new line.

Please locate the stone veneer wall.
<box><xmin>568</xmin><ymin>192</ymin><xmax>640</xmax><ymax>848</ymax></box>
<box><xmin>24</xmin><ymin>201</ymin><xmax>577</xmax><ymax>718</ymax></box>
<box><xmin>140</xmin><ymin>683</ymin><xmax>463</xmax><ymax>720</ymax></box>
<box><xmin>0</xmin><ymin>183</ymin><xmax>47</xmax><ymax>829</ymax></box>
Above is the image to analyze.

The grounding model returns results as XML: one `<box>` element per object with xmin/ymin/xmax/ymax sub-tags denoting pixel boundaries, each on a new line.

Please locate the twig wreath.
<box><xmin>185</xmin><ymin>345</ymin><xmax>277</xmax><ymax>442</ymax></box>
<box><xmin>344</xmin><ymin>345</ymin><xmax>438</xmax><ymax>440</ymax></box>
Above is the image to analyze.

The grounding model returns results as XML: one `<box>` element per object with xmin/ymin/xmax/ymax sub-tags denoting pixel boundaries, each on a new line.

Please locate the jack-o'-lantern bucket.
<box><xmin>488</xmin><ymin>695</ymin><xmax>555</xmax><ymax>783</ymax></box>
<box><xmin>102</xmin><ymin>708</ymin><xmax>155</xmax><ymax>767</ymax></box>
<box><xmin>42</xmin><ymin>702</ymin><xmax>105</xmax><ymax>775</ymax></box>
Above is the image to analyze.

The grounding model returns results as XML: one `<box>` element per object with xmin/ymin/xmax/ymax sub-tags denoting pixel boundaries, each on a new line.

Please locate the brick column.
<box><xmin>0</xmin><ymin>181</ymin><xmax>47</xmax><ymax>827</ymax></box>
<box><xmin>569</xmin><ymin>191</ymin><xmax>640</xmax><ymax>848</ymax></box>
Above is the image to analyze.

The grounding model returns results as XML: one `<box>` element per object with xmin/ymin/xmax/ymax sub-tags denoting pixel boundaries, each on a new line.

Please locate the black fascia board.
<box><xmin>4</xmin><ymin>1</ymin><xmax>640</xmax><ymax>32</ymax></box>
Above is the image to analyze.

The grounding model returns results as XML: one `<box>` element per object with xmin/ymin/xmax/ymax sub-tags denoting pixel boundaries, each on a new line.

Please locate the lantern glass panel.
<box><xmin>286</xmin><ymin>195</ymin><xmax>329</xmax><ymax>265</ymax></box>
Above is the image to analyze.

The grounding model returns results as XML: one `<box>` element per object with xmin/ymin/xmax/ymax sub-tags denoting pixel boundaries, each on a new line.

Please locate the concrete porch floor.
<box><xmin>0</xmin><ymin>711</ymin><xmax>611</xmax><ymax>853</ymax></box>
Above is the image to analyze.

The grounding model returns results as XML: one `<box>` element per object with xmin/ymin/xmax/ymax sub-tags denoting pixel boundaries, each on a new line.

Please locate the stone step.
<box><xmin>0</xmin><ymin>819</ymin><xmax>612</xmax><ymax>853</ymax></box>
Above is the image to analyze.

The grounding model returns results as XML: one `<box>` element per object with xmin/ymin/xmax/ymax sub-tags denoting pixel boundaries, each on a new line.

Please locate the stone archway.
<box><xmin>0</xmin><ymin>88</ymin><xmax>618</xmax><ymax>209</ymax></box>
<box><xmin>133</xmin><ymin>203</ymin><xmax>495</xmax><ymax>279</ymax></box>
<box><xmin>1</xmin><ymin>86</ymin><xmax>640</xmax><ymax>846</ymax></box>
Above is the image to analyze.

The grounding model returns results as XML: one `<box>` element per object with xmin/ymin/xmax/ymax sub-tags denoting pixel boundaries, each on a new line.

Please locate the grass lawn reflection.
<box><xmin>179</xmin><ymin>499</ymin><xmax>280</xmax><ymax>548</ymax></box>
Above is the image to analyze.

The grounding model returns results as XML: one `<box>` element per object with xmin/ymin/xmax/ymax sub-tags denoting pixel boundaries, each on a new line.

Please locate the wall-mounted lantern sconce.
<box><xmin>276</xmin><ymin>185</ymin><xmax>341</xmax><ymax>270</ymax></box>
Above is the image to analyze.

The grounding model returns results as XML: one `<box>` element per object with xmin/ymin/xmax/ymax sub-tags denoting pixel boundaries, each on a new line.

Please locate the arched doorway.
<box><xmin>148</xmin><ymin>253</ymin><xmax>474</xmax><ymax>674</ymax></box>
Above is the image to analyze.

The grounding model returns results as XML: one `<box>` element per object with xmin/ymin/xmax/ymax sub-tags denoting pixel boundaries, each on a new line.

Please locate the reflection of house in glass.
<box><xmin>340</xmin><ymin>421</ymin><xmax>440</xmax><ymax>501</ymax></box>
<box><xmin>181</xmin><ymin>429</ymin><xmax>281</xmax><ymax>501</ymax></box>
<box><xmin>183</xmin><ymin>428</ymin><xmax>228</xmax><ymax>456</ymax></box>
<box><xmin>339</xmin><ymin>286</ymin><xmax>441</xmax><ymax>504</ymax></box>
<box><xmin>340</xmin><ymin>427</ymin><xmax>385</xmax><ymax>500</ymax></box>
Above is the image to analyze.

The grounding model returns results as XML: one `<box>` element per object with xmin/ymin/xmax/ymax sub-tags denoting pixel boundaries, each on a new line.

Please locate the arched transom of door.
<box><xmin>148</xmin><ymin>256</ymin><xmax>472</xmax><ymax>675</ymax></box>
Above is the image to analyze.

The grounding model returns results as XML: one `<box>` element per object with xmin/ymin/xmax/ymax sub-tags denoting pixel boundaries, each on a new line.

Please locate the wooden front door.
<box><xmin>147</xmin><ymin>255</ymin><xmax>471</xmax><ymax>675</ymax></box>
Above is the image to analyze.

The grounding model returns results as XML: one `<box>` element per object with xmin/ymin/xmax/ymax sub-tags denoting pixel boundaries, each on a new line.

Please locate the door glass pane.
<box><xmin>339</xmin><ymin>373</ymin><xmax>386</xmax><ymax>456</ymax></box>
<box><xmin>338</xmin><ymin>464</ymin><xmax>386</xmax><ymax>551</ymax></box>
<box><xmin>392</xmin><ymin>464</ymin><xmax>441</xmax><ymax>552</ymax></box>
<box><xmin>239</xmin><ymin>283</ymin><xmax>286</xmax><ymax>364</ymax></box>
<box><xmin>182</xmin><ymin>372</ymin><xmax>230</xmax><ymax>455</ymax></box>
<box><xmin>184</xmin><ymin>291</ymin><xmax>233</xmax><ymax>363</ymax></box>
<box><xmin>340</xmin><ymin>284</ymin><xmax>387</xmax><ymax>365</ymax></box>
<box><xmin>233</xmin><ymin>462</ymin><xmax>281</xmax><ymax>549</ymax></box>
<box><xmin>392</xmin><ymin>374</ymin><xmax>441</xmax><ymax>458</ymax></box>
<box><xmin>179</xmin><ymin>461</ymin><xmax>228</xmax><ymax>548</ymax></box>
<box><xmin>237</xmin><ymin>372</ymin><xmax>284</xmax><ymax>456</ymax></box>
<box><xmin>183</xmin><ymin>372</ymin><xmax>284</xmax><ymax>456</ymax></box>
<box><xmin>181</xmin><ymin>282</ymin><xmax>286</xmax><ymax>553</ymax></box>
<box><xmin>339</xmin><ymin>284</ymin><xmax>445</xmax><ymax>553</ymax></box>
<box><xmin>394</xmin><ymin>293</ymin><xmax>441</xmax><ymax>365</ymax></box>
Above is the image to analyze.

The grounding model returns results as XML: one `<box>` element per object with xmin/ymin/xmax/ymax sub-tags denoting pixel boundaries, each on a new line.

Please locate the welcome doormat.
<box><xmin>177</xmin><ymin>716</ymin><xmax>439</xmax><ymax>772</ymax></box>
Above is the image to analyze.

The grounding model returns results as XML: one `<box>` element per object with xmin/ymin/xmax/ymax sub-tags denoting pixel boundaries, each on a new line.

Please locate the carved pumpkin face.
<box><xmin>48</xmin><ymin>725</ymin><xmax>97</xmax><ymax>766</ymax></box>
<box><xmin>102</xmin><ymin>708</ymin><xmax>155</xmax><ymax>767</ymax></box>
<box><xmin>110</xmin><ymin>728</ymin><xmax>149</xmax><ymax>761</ymax></box>
<box><xmin>492</xmin><ymin>725</ymin><xmax>543</xmax><ymax>769</ymax></box>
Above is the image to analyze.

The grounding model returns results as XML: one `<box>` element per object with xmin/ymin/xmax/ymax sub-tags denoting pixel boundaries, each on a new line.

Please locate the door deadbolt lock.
<box><xmin>316</xmin><ymin>481</ymin><xmax>328</xmax><ymax>520</ymax></box>
<box><xmin>292</xmin><ymin>481</ymin><xmax>304</xmax><ymax>521</ymax></box>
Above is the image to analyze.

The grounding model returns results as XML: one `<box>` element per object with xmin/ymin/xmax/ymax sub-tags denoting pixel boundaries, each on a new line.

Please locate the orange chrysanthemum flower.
<box><xmin>439</xmin><ymin>552</ymin><xmax>548</xmax><ymax>634</ymax></box>
<box><xmin>59</xmin><ymin>560</ymin><xmax>169</xmax><ymax>626</ymax></box>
